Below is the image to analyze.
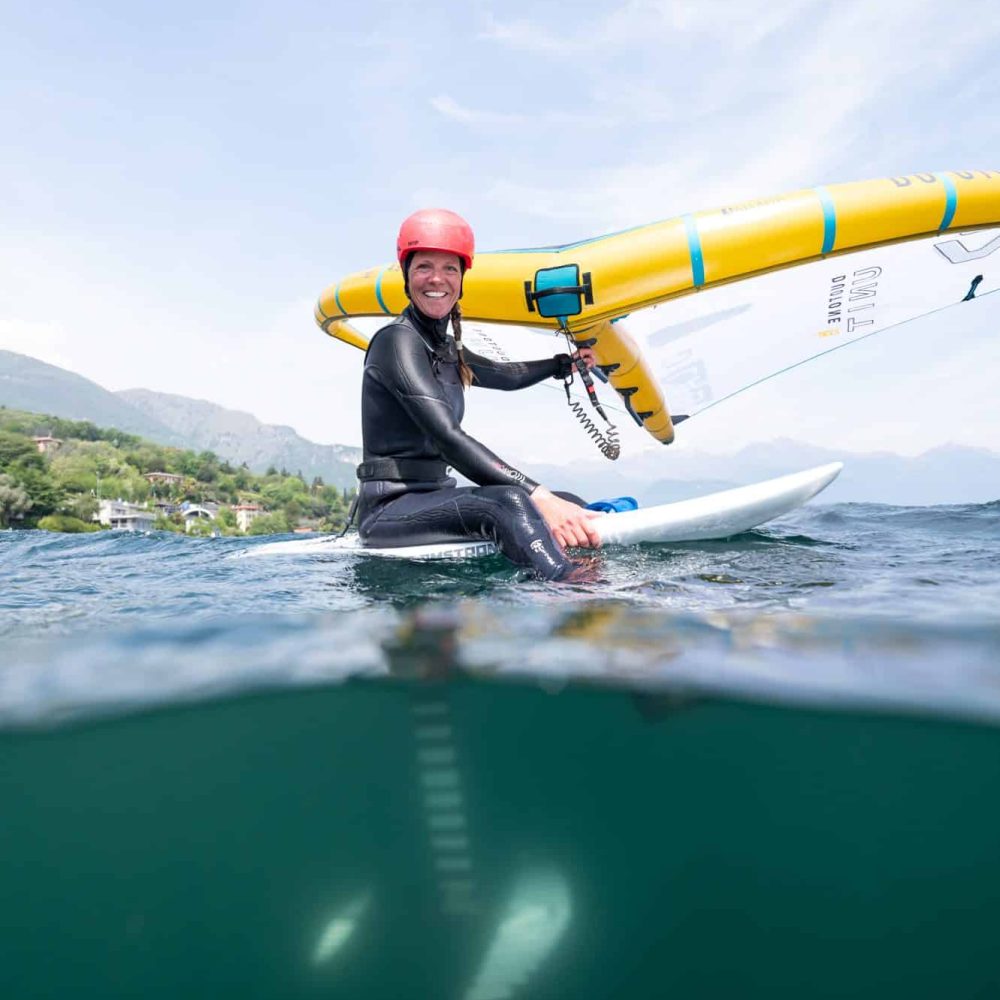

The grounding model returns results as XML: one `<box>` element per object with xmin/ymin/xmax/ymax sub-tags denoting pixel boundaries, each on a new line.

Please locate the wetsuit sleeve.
<box><xmin>367</xmin><ymin>325</ymin><xmax>540</xmax><ymax>491</ymax></box>
<box><xmin>464</xmin><ymin>349</ymin><xmax>570</xmax><ymax>390</ymax></box>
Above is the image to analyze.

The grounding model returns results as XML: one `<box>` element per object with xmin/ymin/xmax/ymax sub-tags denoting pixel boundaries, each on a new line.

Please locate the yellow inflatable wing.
<box><xmin>316</xmin><ymin>171</ymin><xmax>1000</xmax><ymax>446</ymax></box>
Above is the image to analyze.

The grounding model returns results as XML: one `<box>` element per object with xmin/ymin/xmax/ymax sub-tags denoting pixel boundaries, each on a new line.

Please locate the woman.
<box><xmin>356</xmin><ymin>208</ymin><xmax>601</xmax><ymax>580</ymax></box>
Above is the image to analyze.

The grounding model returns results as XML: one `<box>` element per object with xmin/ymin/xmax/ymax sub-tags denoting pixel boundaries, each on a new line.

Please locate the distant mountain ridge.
<box><xmin>117</xmin><ymin>388</ymin><xmax>360</xmax><ymax>488</ymax></box>
<box><xmin>531</xmin><ymin>437</ymin><xmax>1000</xmax><ymax>506</ymax></box>
<box><xmin>0</xmin><ymin>350</ymin><xmax>359</xmax><ymax>488</ymax></box>
<box><xmin>0</xmin><ymin>350</ymin><xmax>184</xmax><ymax>445</ymax></box>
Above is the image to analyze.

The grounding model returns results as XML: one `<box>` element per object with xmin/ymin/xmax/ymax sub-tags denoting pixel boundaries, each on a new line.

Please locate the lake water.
<box><xmin>3</xmin><ymin>499</ymin><xmax>1000</xmax><ymax>998</ymax></box>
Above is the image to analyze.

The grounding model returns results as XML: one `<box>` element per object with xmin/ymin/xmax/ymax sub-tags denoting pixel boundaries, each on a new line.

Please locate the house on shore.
<box><xmin>179</xmin><ymin>502</ymin><xmax>220</xmax><ymax>533</ymax></box>
<box><xmin>233</xmin><ymin>503</ymin><xmax>265</xmax><ymax>532</ymax></box>
<box><xmin>145</xmin><ymin>472</ymin><xmax>185</xmax><ymax>489</ymax></box>
<box><xmin>94</xmin><ymin>499</ymin><xmax>155</xmax><ymax>532</ymax></box>
<box><xmin>33</xmin><ymin>436</ymin><xmax>63</xmax><ymax>455</ymax></box>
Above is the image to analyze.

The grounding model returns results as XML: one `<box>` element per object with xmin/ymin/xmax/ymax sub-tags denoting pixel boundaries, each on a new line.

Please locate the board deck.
<box><xmin>244</xmin><ymin>463</ymin><xmax>843</xmax><ymax>560</ymax></box>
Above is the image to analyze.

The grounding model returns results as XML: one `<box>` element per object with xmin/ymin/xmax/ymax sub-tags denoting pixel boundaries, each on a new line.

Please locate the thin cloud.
<box><xmin>476</xmin><ymin>13</ymin><xmax>596</xmax><ymax>55</ymax></box>
<box><xmin>478</xmin><ymin>0</ymin><xmax>811</xmax><ymax>56</ymax></box>
<box><xmin>430</xmin><ymin>95</ymin><xmax>527</xmax><ymax>127</ymax></box>
<box><xmin>431</xmin><ymin>94</ymin><xmax>607</xmax><ymax>130</ymax></box>
<box><xmin>650</xmin><ymin>0</ymin><xmax>816</xmax><ymax>49</ymax></box>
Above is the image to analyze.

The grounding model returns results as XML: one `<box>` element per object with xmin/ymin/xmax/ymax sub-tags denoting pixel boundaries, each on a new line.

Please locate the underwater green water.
<box><xmin>4</xmin><ymin>677</ymin><xmax>1000</xmax><ymax>999</ymax></box>
<box><xmin>4</xmin><ymin>501</ymin><xmax>1000</xmax><ymax>997</ymax></box>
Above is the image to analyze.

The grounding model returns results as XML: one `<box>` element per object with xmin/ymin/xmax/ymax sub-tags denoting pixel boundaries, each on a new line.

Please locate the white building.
<box><xmin>94</xmin><ymin>499</ymin><xmax>156</xmax><ymax>532</ymax></box>
<box><xmin>180</xmin><ymin>502</ymin><xmax>219</xmax><ymax>532</ymax></box>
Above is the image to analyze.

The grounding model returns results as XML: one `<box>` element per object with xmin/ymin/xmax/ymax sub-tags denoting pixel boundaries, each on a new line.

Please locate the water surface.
<box><xmin>3</xmin><ymin>500</ymin><xmax>1000</xmax><ymax>998</ymax></box>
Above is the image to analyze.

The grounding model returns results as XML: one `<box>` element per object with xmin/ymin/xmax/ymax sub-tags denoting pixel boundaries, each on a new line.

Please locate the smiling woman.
<box><xmin>352</xmin><ymin>209</ymin><xmax>601</xmax><ymax>580</ymax></box>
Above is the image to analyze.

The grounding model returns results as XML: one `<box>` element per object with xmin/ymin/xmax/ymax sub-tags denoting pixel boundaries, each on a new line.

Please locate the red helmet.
<box><xmin>396</xmin><ymin>208</ymin><xmax>475</xmax><ymax>271</ymax></box>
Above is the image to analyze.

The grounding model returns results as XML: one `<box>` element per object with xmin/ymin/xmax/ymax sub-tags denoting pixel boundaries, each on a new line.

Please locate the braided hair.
<box><xmin>449</xmin><ymin>302</ymin><xmax>475</xmax><ymax>388</ymax></box>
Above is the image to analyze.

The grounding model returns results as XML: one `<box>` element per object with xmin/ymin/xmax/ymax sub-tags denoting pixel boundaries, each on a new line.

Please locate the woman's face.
<box><xmin>407</xmin><ymin>250</ymin><xmax>462</xmax><ymax>319</ymax></box>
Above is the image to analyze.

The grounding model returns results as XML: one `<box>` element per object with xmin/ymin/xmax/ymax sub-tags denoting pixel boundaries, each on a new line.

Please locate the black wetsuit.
<box><xmin>357</xmin><ymin>304</ymin><xmax>577</xmax><ymax>579</ymax></box>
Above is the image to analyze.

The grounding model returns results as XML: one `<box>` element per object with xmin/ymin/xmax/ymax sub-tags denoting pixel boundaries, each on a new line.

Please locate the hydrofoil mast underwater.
<box><xmin>314</xmin><ymin>170</ymin><xmax>1000</xmax><ymax>457</ymax></box>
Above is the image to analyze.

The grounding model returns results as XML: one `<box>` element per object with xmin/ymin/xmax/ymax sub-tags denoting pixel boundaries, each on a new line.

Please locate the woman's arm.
<box><xmin>465</xmin><ymin>347</ymin><xmax>596</xmax><ymax>390</ymax></box>
<box><xmin>464</xmin><ymin>349</ymin><xmax>566</xmax><ymax>390</ymax></box>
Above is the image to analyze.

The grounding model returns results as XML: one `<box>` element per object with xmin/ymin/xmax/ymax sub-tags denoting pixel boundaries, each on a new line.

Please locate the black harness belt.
<box><xmin>356</xmin><ymin>458</ymin><xmax>449</xmax><ymax>482</ymax></box>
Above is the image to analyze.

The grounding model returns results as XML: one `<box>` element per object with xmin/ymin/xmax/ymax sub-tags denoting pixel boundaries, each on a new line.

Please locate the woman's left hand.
<box><xmin>573</xmin><ymin>347</ymin><xmax>596</xmax><ymax>369</ymax></box>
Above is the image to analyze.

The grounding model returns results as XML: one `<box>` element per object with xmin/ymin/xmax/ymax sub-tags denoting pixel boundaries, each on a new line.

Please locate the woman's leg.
<box><xmin>360</xmin><ymin>484</ymin><xmax>577</xmax><ymax>580</ymax></box>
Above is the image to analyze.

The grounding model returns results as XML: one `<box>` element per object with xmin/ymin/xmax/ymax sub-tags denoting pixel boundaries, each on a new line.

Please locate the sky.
<box><xmin>2</xmin><ymin>0</ymin><xmax>999</xmax><ymax>473</ymax></box>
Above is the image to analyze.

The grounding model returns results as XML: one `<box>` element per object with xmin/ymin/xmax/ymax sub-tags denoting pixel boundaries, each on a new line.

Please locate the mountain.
<box><xmin>117</xmin><ymin>389</ymin><xmax>360</xmax><ymax>488</ymax></box>
<box><xmin>0</xmin><ymin>350</ymin><xmax>359</xmax><ymax>488</ymax></box>
<box><xmin>0</xmin><ymin>350</ymin><xmax>183</xmax><ymax>445</ymax></box>
<box><xmin>530</xmin><ymin>438</ymin><xmax>1000</xmax><ymax>506</ymax></box>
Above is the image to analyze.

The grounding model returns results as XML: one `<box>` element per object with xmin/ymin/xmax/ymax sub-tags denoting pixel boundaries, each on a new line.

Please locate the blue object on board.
<box><xmin>586</xmin><ymin>496</ymin><xmax>639</xmax><ymax>513</ymax></box>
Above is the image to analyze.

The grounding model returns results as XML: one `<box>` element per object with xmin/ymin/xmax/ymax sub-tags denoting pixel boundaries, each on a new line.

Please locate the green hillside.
<box><xmin>0</xmin><ymin>407</ymin><xmax>353</xmax><ymax>534</ymax></box>
<box><xmin>0</xmin><ymin>351</ymin><xmax>359</xmax><ymax>488</ymax></box>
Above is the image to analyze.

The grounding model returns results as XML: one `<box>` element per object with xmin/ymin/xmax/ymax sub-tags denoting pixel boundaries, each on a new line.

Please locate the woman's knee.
<box><xmin>476</xmin><ymin>484</ymin><xmax>535</xmax><ymax>512</ymax></box>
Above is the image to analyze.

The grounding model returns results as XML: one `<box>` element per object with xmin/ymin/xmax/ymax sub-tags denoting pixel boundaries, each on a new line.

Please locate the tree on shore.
<box><xmin>0</xmin><ymin>474</ymin><xmax>32</xmax><ymax>527</ymax></box>
<box><xmin>0</xmin><ymin>407</ymin><xmax>357</xmax><ymax>534</ymax></box>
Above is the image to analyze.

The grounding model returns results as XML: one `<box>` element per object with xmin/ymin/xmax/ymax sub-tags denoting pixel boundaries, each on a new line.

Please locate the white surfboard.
<box><xmin>244</xmin><ymin>463</ymin><xmax>842</xmax><ymax>560</ymax></box>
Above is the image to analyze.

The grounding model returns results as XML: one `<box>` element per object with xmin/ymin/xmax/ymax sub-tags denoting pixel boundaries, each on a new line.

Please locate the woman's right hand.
<box><xmin>530</xmin><ymin>487</ymin><xmax>602</xmax><ymax>550</ymax></box>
